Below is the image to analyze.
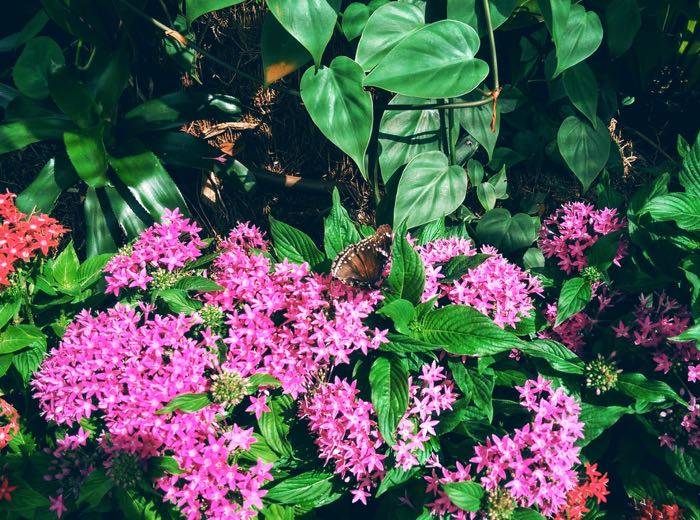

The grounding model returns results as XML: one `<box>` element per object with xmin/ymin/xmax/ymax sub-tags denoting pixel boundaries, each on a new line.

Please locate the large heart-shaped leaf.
<box><xmin>267</xmin><ymin>0</ymin><xmax>337</xmax><ymax>67</ymax></box>
<box><xmin>355</xmin><ymin>2</ymin><xmax>424</xmax><ymax>71</ymax></box>
<box><xmin>301</xmin><ymin>56</ymin><xmax>373</xmax><ymax>179</ymax></box>
<box><xmin>342</xmin><ymin>3</ymin><xmax>370</xmax><ymax>41</ymax></box>
<box><xmin>605</xmin><ymin>0</ymin><xmax>641</xmax><ymax>57</ymax></box>
<box><xmin>48</xmin><ymin>66</ymin><xmax>100</xmax><ymax>129</ymax></box>
<box><xmin>459</xmin><ymin>94</ymin><xmax>500</xmax><ymax>160</ymax></box>
<box><xmin>552</xmin><ymin>4</ymin><xmax>603</xmax><ymax>78</ymax></box>
<box><xmin>563</xmin><ymin>62</ymin><xmax>598</xmax><ymax>127</ymax></box>
<box><xmin>557</xmin><ymin>115</ymin><xmax>610</xmax><ymax>191</ymax></box>
<box><xmin>446</xmin><ymin>0</ymin><xmax>517</xmax><ymax>36</ymax></box>
<box><xmin>538</xmin><ymin>0</ymin><xmax>570</xmax><ymax>44</ymax></box>
<box><xmin>364</xmin><ymin>20</ymin><xmax>489</xmax><ymax>98</ymax></box>
<box><xmin>12</xmin><ymin>36</ymin><xmax>65</xmax><ymax>100</ymax></box>
<box><xmin>261</xmin><ymin>12</ymin><xmax>312</xmax><ymax>85</ymax></box>
<box><xmin>475</xmin><ymin>208</ymin><xmax>537</xmax><ymax>253</ymax></box>
<box><xmin>394</xmin><ymin>151</ymin><xmax>467</xmax><ymax>229</ymax></box>
<box><xmin>185</xmin><ymin>0</ymin><xmax>245</xmax><ymax>26</ymax></box>
<box><xmin>378</xmin><ymin>95</ymin><xmax>443</xmax><ymax>182</ymax></box>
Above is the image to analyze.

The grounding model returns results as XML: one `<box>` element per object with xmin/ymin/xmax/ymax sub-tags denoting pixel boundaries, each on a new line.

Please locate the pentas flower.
<box><xmin>0</xmin><ymin>398</ymin><xmax>19</xmax><ymax>449</ymax></box>
<box><xmin>0</xmin><ymin>476</ymin><xmax>15</xmax><ymax>502</ymax></box>
<box><xmin>0</xmin><ymin>191</ymin><xmax>66</xmax><ymax>286</ymax></box>
<box><xmin>554</xmin><ymin>463</ymin><xmax>609</xmax><ymax>519</ymax></box>
<box><xmin>415</xmin><ymin>238</ymin><xmax>543</xmax><ymax>328</ymax></box>
<box><xmin>104</xmin><ymin>208</ymin><xmax>204</xmax><ymax>295</ymax></box>
<box><xmin>424</xmin><ymin>460</ymin><xmax>474</xmax><ymax>520</ymax></box>
<box><xmin>469</xmin><ymin>377</ymin><xmax>584</xmax><ymax>516</ymax></box>
<box><xmin>539</xmin><ymin>202</ymin><xmax>627</xmax><ymax>274</ymax></box>
<box><xmin>635</xmin><ymin>500</ymin><xmax>684</xmax><ymax>520</ymax></box>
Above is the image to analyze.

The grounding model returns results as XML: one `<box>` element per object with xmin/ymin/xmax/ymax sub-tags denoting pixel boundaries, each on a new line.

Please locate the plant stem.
<box><xmin>482</xmin><ymin>0</ymin><xmax>500</xmax><ymax>93</ymax></box>
<box><xmin>447</xmin><ymin>103</ymin><xmax>457</xmax><ymax>165</ymax></box>
<box><xmin>116</xmin><ymin>0</ymin><xmax>301</xmax><ymax>98</ymax></box>
<box><xmin>438</xmin><ymin>104</ymin><xmax>450</xmax><ymax>158</ymax></box>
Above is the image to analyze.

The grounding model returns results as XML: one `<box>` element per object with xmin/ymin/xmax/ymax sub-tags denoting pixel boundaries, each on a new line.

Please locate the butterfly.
<box><xmin>331</xmin><ymin>224</ymin><xmax>393</xmax><ymax>287</ymax></box>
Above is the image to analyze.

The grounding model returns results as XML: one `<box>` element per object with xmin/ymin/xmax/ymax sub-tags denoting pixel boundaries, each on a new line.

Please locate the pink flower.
<box><xmin>49</xmin><ymin>494</ymin><xmax>67</xmax><ymax>518</ymax></box>
<box><xmin>689</xmin><ymin>365</ymin><xmax>700</xmax><ymax>383</ymax></box>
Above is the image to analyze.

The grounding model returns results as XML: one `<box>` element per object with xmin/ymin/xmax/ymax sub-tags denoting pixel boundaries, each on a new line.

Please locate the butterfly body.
<box><xmin>331</xmin><ymin>225</ymin><xmax>392</xmax><ymax>287</ymax></box>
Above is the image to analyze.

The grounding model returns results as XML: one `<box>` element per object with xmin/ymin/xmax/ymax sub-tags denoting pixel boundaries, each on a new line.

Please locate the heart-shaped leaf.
<box><xmin>365</xmin><ymin>20</ymin><xmax>489</xmax><ymax>98</ymax></box>
<box><xmin>605</xmin><ymin>0</ymin><xmax>641</xmax><ymax>57</ymax></box>
<box><xmin>301</xmin><ymin>56</ymin><xmax>373</xmax><ymax>178</ymax></box>
<box><xmin>185</xmin><ymin>0</ymin><xmax>245</xmax><ymax>26</ymax></box>
<box><xmin>447</xmin><ymin>0</ymin><xmax>517</xmax><ymax>36</ymax></box>
<box><xmin>475</xmin><ymin>208</ymin><xmax>537</xmax><ymax>253</ymax></box>
<box><xmin>552</xmin><ymin>4</ymin><xmax>603</xmax><ymax>78</ymax></box>
<box><xmin>342</xmin><ymin>2</ymin><xmax>371</xmax><ymax>41</ymax></box>
<box><xmin>12</xmin><ymin>36</ymin><xmax>65</xmax><ymax>99</ymax></box>
<box><xmin>563</xmin><ymin>62</ymin><xmax>598</xmax><ymax>127</ymax></box>
<box><xmin>261</xmin><ymin>12</ymin><xmax>312</xmax><ymax>85</ymax></box>
<box><xmin>557</xmin><ymin>115</ymin><xmax>610</xmax><ymax>191</ymax></box>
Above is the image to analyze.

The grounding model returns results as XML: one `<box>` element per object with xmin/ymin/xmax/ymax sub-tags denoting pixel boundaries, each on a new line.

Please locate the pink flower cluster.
<box><xmin>470</xmin><ymin>377</ymin><xmax>584</xmax><ymax>516</ymax></box>
<box><xmin>207</xmin><ymin>223</ymin><xmax>388</xmax><ymax>398</ymax></box>
<box><xmin>415</xmin><ymin>238</ymin><xmax>543</xmax><ymax>328</ymax></box>
<box><xmin>424</xmin><ymin>459</ymin><xmax>474</xmax><ymax>520</ymax></box>
<box><xmin>104</xmin><ymin>209</ymin><xmax>204</xmax><ymax>295</ymax></box>
<box><xmin>539</xmin><ymin>202</ymin><xmax>627</xmax><ymax>274</ymax></box>
<box><xmin>32</xmin><ymin>304</ymin><xmax>271</xmax><ymax>519</ymax></box>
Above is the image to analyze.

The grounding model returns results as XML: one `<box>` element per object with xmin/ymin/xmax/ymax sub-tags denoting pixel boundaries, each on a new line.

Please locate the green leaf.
<box><xmin>342</xmin><ymin>3</ymin><xmax>370</xmax><ymax>41</ymax></box>
<box><xmin>475</xmin><ymin>209</ymin><xmax>537</xmax><ymax>253</ymax></box>
<box><xmin>513</xmin><ymin>509</ymin><xmax>546</xmax><ymax>520</ymax></box>
<box><xmin>261</xmin><ymin>12</ymin><xmax>312</xmax><ymax>85</ymax></box>
<box><xmin>174</xmin><ymin>276</ymin><xmax>224</xmax><ymax>292</ymax></box>
<box><xmin>0</xmin><ymin>325</ymin><xmax>45</xmax><ymax>355</ymax></box>
<box><xmin>0</xmin><ymin>298</ymin><xmax>20</xmax><ymax>329</ymax></box>
<box><xmin>459</xmin><ymin>95</ymin><xmax>500</xmax><ymax>161</ymax></box>
<box><xmin>377</xmin><ymin>299</ymin><xmax>415</xmax><ymax>334</ymax></box>
<box><xmin>669</xmin><ymin>323</ymin><xmax>700</xmax><ymax>342</ymax></box>
<box><xmin>12</xmin><ymin>342</ymin><xmax>46</xmax><ymax>384</ymax></box>
<box><xmin>52</xmin><ymin>241</ymin><xmax>80</xmax><ymax>288</ymax></box>
<box><xmin>518</xmin><ymin>340</ymin><xmax>585</xmax><ymax>375</ymax></box>
<box><xmin>448</xmin><ymin>361</ymin><xmax>494</xmax><ymax>421</ymax></box>
<box><xmin>12</xmin><ymin>36</ymin><xmax>64</xmax><ymax>99</ymax></box>
<box><xmin>416</xmin><ymin>218</ymin><xmax>447</xmax><ymax>245</ymax></box>
<box><xmin>64</xmin><ymin>127</ymin><xmax>108</xmax><ymax>187</ymax></box>
<box><xmin>186</xmin><ymin>0</ymin><xmax>245</xmax><ymax>25</ymax></box>
<box><xmin>538</xmin><ymin>0</ymin><xmax>570</xmax><ymax>47</ymax></box>
<box><xmin>239</xmin><ymin>433</ymin><xmax>278</xmax><ymax>464</ymax></box>
<box><xmin>378</xmin><ymin>95</ymin><xmax>443</xmax><ymax>182</ymax></box>
<box><xmin>365</xmin><ymin>20</ymin><xmax>489</xmax><ymax>98</ymax></box>
<box><xmin>442</xmin><ymin>481</ymin><xmax>484</xmax><ymax>512</ymax></box>
<box><xmin>664</xmin><ymin>448</ymin><xmax>700</xmax><ymax>486</ymax></box>
<box><xmin>156</xmin><ymin>393</ymin><xmax>212</xmax><ymax>415</ymax></box>
<box><xmin>108</xmin><ymin>141</ymin><xmax>189</xmax><ymax>220</ymax></box>
<box><xmin>551</xmin><ymin>4</ymin><xmax>603</xmax><ymax>78</ymax></box>
<box><xmin>447</xmin><ymin>0</ymin><xmax>516</xmax><ymax>36</ymax></box>
<box><xmin>48</xmin><ymin>66</ymin><xmax>99</xmax><ymax>128</ymax></box>
<box><xmin>643</xmin><ymin>193</ymin><xmax>700</xmax><ymax>231</ymax></box>
<box><xmin>164</xmin><ymin>15</ymin><xmax>197</xmax><ymax>74</ymax></box>
<box><xmin>247</xmin><ymin>373</ymin><xmax>282</xmax><ymax>393</ymax></box>
<box><xmin>586</xmin><ymin>232</ymin><xmax>621</xmax><ymax>271</ymax></box>
<box><xmin>439</xmin><ymin>254</ymin><xmax>492</xmax><ymax>283</ymax></box>
<box><xmin>324</xmin><ymin>188</ymin><xmax>361</xmax><ymax>260</ymax></box>
<box><xmin>86</xmin><ymin>38</ymin><xmax>131</xmax><ymax>119</ymax></box>
<box><xmin>265</xmin><ymin>471</ymin><xmax>338</xmax><ymax>507</ymax></box>
<box><xmin>148</xmin><ymin>456</ymin><xmax>185</xmax><ymax>478</ymax></box>
<box><xmin>84</xmin><ymin>187</ymin><xmax>118</xmax><ymax>256</ymax></box>
<box><xmin>16</xmin><ymin>153</ymin><xmax>78</xmax><ymax>213</ymax></box>
<box><xmin>415</xmin><ymin>305</ymin><xmax>523</xmax><ymax>355</ymax></box>
<box><xmin>78</xmin><ymin>469</ymin><xmax>114</xmax><ymax>507</ymax></box>
<box><xmin>301</xmin><ymin>56</ymin><xmax>373</xmax><ymax>178</ymax></box>
<box><xmin>605</xmin><ymin>0</ymin><xmax>641</xmax><ymax>57</ymax></box>
<box><xmin>156</xmin><ymin>288</ymin><xmax>203</xmax><ymax>314</ymax></box>
<box><xmin>563</xmin><ymin>62</ymin><xmax>598</xmax><ymax>126</ymax></box>
<box><xmin>555</xmin><ymin>277</ymin><xmax>591</xmax><ymax>326</ymax></box>
<box><xmin>394</xmin><ymin>151</ymin><xmax>467</xmax><ymax>229</ymax></box>
<box><xmin>376</xmin><ymin>466</ymin><xmax>419</xmax><ymax>497</ymax></box>
<box><xmin>266</xmin><ymin>0</ymin><xmax>337</xmax><ymax>67</ymax></box>
<box><xmin>259</xmin><ymin>395</ymin><xmax>294</xmax><ymax>457</ymax></box>
<box><xmin>557</xmin><ymin>115</ymin><xmax>610</xmax><ymax>191</ymax></box>
<box><xmin>616</xmin><ymin>373</ymin><xmax>685</xmax><ymax>407</ymax></box>
<box><xmin>680</xmin><ymin>133</ymin><xmax>700</xmax><ymax>196</ymax></box>
<box><xmin>579</xmin><ymin>403</ymin><xmax>629</xmax><ymax>446</ymax></box>
<box><xmin>356</xmin><ymin>2</ymin><xmax>424</xmax><ymax>71</ymax></box>
<box><xmin>269</xmin><ymin>216</ymin><xmax>325</xmax><ymax>268</ymax></box>
<box><xmin>369</xmin><ymin>356</ymin><xmax>409</xmax><ymax>444</ymax></box>
<box><xmin>0</xmin><ymin>11</ymin><xmax>49</xmax><ymax>53</ymax></box>
<box><xmin>385</xmin><ymin>232</ymin><xmax>425</xmax><ymax>304</ymax></box>
<box><xmin>0</xmin><ymin>118</ymin><xmax>74</xmax><ymax>153</ymax></box>
<box><xmin>263</xmin><ymin>504</ymin><xmax>295</xmax><ymax>520</ymax></box>
<box><xmin>381</xmin><ymin>333</ymin><xmax>442</xmax><ymax>353</ymax></box>
<box><xmin>77</xmin><ymin>253</ymin><xmax>112</xmax><ymax>288</ymax></box>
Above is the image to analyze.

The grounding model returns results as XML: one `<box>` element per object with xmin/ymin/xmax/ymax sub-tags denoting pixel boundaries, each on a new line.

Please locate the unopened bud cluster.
<box><xmin>485</xmin><ymin>488</ymin><xmax>515</xmax><ymax>520</ymax></box>
<box><xmin>585</xmin><ymin>355</ymin><xmax>621</xmax><ymax>395</ymax></box>
<box><xmin>210</xmin><ymin>370</ymin><xmax>248</xmax><ymax>408</ymax></box>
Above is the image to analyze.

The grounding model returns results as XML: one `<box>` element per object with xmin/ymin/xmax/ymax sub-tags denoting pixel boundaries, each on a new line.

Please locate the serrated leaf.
<box><xmin>324</xmin><ymin>188</ymin><xmax>361</xmax><ymax>260</ymax></box>
<box><xmin>555</xmin><ymin>277</ymin><xmax>592</xmax><ymax>326</ymax></box>
<box><xmin>442</xmin><ymin>481</ymin><xmax>484</xmax><ymax>511</ymax></box>
<box><xmin>269</xmin><ymin>216</ymin><xmax>325</xmax><ymax>269</ymax></box>
<box><xmin>369</xmin><ymin>356</ymin><xmax>409</xmax><ymax>444</ymax></box>
<box><xmin>518</xmin><ymin>340</ymin><xmax>585</xmax><ymax>374</ymax></box>
<box><xmin>643</xmin><ymin>193</ymin><xmax>700</xmax><ymax>231</ymax></box>
<box><xmin>385</xmin><ymin>232</ymin><xmax>425</xmax><ymax>304</ymax></box>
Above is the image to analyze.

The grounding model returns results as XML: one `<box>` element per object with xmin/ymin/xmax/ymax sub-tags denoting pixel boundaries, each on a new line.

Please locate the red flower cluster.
<box><xmin>0</xmin><ymin>476</ymin><xmax>15</xmax><ymax>502</ymax></box>
<box><xmin>636</xmin><ymin>500</ymin><xmax>683</xmax><ymax>520</ymax></box>
<box><xmin>0</xmin><ymin>398</ymin><xmax>19</xmax><ymax>449</ymax></box>
<box><xmin>0</xmin><ymin>192</ymin><xmax>66</xmax><ymax>286</ymax></box>
<box><xmin>555</xmin><ymin>463</ymin><xmax>609</xmax><ymax>519</ymax></box>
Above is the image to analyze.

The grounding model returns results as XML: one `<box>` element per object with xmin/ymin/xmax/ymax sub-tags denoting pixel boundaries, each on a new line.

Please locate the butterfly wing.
<box><xmin>331</xmin><ymin>225</ymin><xmax>392</xmax><ymax>286</ymax></box>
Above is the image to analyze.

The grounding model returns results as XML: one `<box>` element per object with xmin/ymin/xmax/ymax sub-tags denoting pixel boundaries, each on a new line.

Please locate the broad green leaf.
<box><xmin>324</xmin><ymin>188</ymin><xmax>361</xmax><ymax>260</ymax></box>
<box><xmin>86</xmin><ymin>39</ymin><xmax>130</xmax><ymax>119</ymax></box>
<box><xmin>680</xmin><ymin>133</ymin><xmax>700</xmax><ymax>195</ymax></box>
<box><xmin>77</xmin><ymin>469</ymin><xmax>114</xmax><ymax>507</ymax></box>
<box><xmin>578</xmin><ymin>403</ymin><xmax>629</xmax><ymax>445</ymax></box>
<box><xmin>263</xmin><ymin>505</ymin><xmax>295</xmax><ymax>520</ymax></box>
<box><xmin>156</xmin><ymin>288</ymin><xmax>203</xmax><ymax>314</ymax></box>
<box><xmin>148</xmin><ymin>456</ymin><xmax>185</xmax><ymax>478</ymax></box>
<box><xmin>448</xmin><ymin>361</ymin><xmax>494</xmax><ymax>422</ymax></box>
<box><xmin>459</xmin><ymin>95</ymin><xmax>500</xmax><ymax>160</ymax></box>
<box><xmin>174</xmin><ymin>276</ymin><xmax>224</xmax><ymax>292</ymax></box>
<box><xmin>301</xmin><ymin>57</ymin><xmax>373</xmax><ymax>178</ymax></box>
<box><xmin>519</xmin><ymin>340</ymin><xmax>584</xmax><ymax>374</ymax></box>
<box><xmin>259</xmin><ymin>395</ymin><xmax>294</xmax><ymax>457</ymax></box>
<box><xmin>0</xmin><ymin>118</ymin><xmax>74</xmax><ymax>153</ymax></box>
<box><xmin>156</xmin><ymin>393</ymin><xmax>212</xmax><ymax>415</ymax></box>
<box><xmin>381</xmin><ymin>333</ymin><xmax>442</xmax><ymax>354</ymax></box>
<box><xmin>557</xmin><ymin>115</ymin><xmax>610</xmax><ymax>191</ymax></box>
<box><xmin>555</xmin><ymin>277</ymin><xmax>591</xmax><ymax>326</ymax></box>
<box><xmin>563</xmin><ymin>62</ymin><xmax>598</xmax><ymax>126</ymax></box>
<box><xmin>265</xmin><ymin>471</ymin><xmax>337</xmax><ymax>507</ymax></box>
<box><xmin>394</xmin><ymin>151</ymin><xmax>467</xmax><ymax>229</ymax></box>
<box><xmin>64</xmin><ymin>127</ymin><xmax>108</xmax><ymax>187</ymax></box>
<box><xmin>77</xmin><ymin>253</ymin><xmax>112</xmax><ymax>288</ymax></box>
<box><xmin>12</xmin><ymin>345</ymin><xmax>44</xmax><ymax>384</ymax></box>
<box><xmin>356</xmin><ymin>2</ymin><xmax>424</xmax><ymax>71</ymax></box>
<box><xmin>605</xmin><ymin>0</ymin><xmax>641</xmax><ymax>57</ymax></box>
<box><xmin>342</xmin><ymin>3</ymin><xmax>371</xmax><ymax>41</ymax></box>
<box><xmin>0</xmin><ymin>299</ymin><xmax>20</xmax><ymax>329</ymax></box>
<box><xmin>439</xmin><ymin>254</ymin><xmax>492</xmax><ymax>283</ymax></box>
<box><xmin>12</xmin><ymin>36</ymin><xmax>64</xmax><ymax>99</ymax></box>
<box><xmin>0</xmin><ymin>11</ymin><xmax>49</xmax><ymax>53</ymax></box>
<box><xmin>446</xmin><ymin>0</ymin><xmax>517</xmax><ymax>36</ymax></box>
<box><xmin>266</xmin><ymin>0</ymin><xmax>337</xmax><ymax>67</ymax></box>
<box><xmin>513</xmin><ymin>509</ymin><xmax>546</xmax><ymax>520</ymax></box>
<box><xmin>103</xmin><ymin>184</ymin><xmax>149</xmax><ymax>240</ymax></box>
<box><xmin>538</xmin><ymin>0</ymin><xmax>570</xmax><ymax>45</ymax></box>
<box><xmin>385</xmin><ymin>232</ymin><xmax>425</xmax><ymax>304</ymax></box>
<box><xmin>261</xmin><ymin>12</ymin><xmax>312</xmax><ymax>85</ymax></box>
<box><xmin>415</xmin><ymin>305</ymin><xmax>523</xmax><ymax>355</ymax></box>
<box><xmin>108</xmin><ymin>141</ymin><xmax>189</xmax><ymax>220</ymax></box>
<box><xmin>552</xmin><ymin>4</ymin><xmax>603</xmax><ymax>77</ymax></box>
<box><xmin>365</xmin><ymin>20</ymin><xmax>489</xmax><ymax>98</ymax></box>
<box><xmin>52</xmin><ymin>241</ymin><xmax>79</xmax><ymax>288</ymax></box>
<box><xmin>165</xmin><ymin>19</ymin><xmax>197</xmax><ymax>74</ymax></box>
<box><xmin>377</xmin><ymin>299</ymin><xmax>415</xmax><ymax>334</ymax></box>
<box><xmin>84</xmin><ymin>187</ymin><xmax>118</xmax><ymax>256</ymax></box>
<box><xmin>0</xmin><ymin>325</ymin><xmax>45</xmax><ymax>355</ymax></box>
<box><xmin>378</xmin><ymin>95</ymin><xmax>443</xmax><ymax>182</ymax></box>
<box><xmin>376</xmin><ymin>466</ymin><xmax>419</xmax><ymax>497</ymax></box>
<box><xmin>48</xmin><ymin>66</ymin><xmax>99</xmax><ymax>128</ymax></box>
<box><xmin>616</xmin><ymin>373</ymin><xmax>685</xmax><ymax>406</ymax></box>
<box><xmin>664</xmin><ymin>448</ymin><xmax>700</xmax><ymax>486</ymax></box>
<box><xmin>586</xmin><ymin>232</ymin><xmax>621</xmax><ymax>271</ymax></box>
<box><xmin>669</xmin><ymin>323</ymin><xmax>700</xmax><ymax>342</ymax></box>
<box><xmin>416</xmin><ymin>218</ymin><xmax>447</xmax><ymax>245</ymax></box>
<box><xmin>269</xmin><ymin>216</ymin><xmax>325</xmax><ymax>268</ymax></box>
<box><xmin>643</xmin><ymin>193</ymin><xmax>700</xmax><ymax>231</ymax></box>
<box><xmin>369</xmin><ymin>356</ymin><xmax>409</xmax><ymax>444</ymax></box>
<box><xmin>186</xmin><ymin>0</ymin><xmax>245</xmax><ymax>25</ymax></box>
<box><xmin>16</xmin><ymin>154</ymin><xmax>78</xmax><ymax>213</ymax></box>
<box><xmin>477</xmin><ymin>182</ymin><xmax>497</xmax><ymax>210</ymax></box>
<box><xmin>475</xmin><ymin>209</ymin><xmax>537</xmax><ymax>253</ymax></box>
<box><xmin>442</xmin><ymin>481</ymin><xmax>484</xmax><ymax>511</ymax></box>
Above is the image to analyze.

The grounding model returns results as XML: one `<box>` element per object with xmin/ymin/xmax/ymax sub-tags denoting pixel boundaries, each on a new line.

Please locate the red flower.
<box><xmin>637</xmin><ymin>500</ymin><xmax>684</xmax><ymax>520</ymax></box>
<box><xmin>555</xmin><ymin>463</ymin><xmax>609</xmax><ymax>519</ymax></box>
<box><xmin>0</xmin><ymin>476</ymin><xmax>16</xmax><ymax>501</ymax></box>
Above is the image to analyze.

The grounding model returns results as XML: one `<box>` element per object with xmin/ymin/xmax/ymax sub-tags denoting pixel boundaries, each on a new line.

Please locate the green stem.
<box><xmin>372</xmin><ymin>155</ymin><xmax>380</xmax><ymax>207</ymax></box>
<box><xmin>438</xmin><ymin>105</ymin><xmax>450</xmax><ymax>158</ymax></box>
<box><xmin>482</xmin><ymin>0</ymin><xmax>500</xmax><ymax>93</ymax></box>
<box><xmin>447</xmin><ymin>102</ymin><xmax>457</xmax><ymax>165</ymax></box>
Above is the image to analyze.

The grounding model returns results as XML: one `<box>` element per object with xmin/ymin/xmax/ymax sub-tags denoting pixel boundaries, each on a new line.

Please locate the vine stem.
<box><xmin>115</xmin><ymin>0</ymin><xmax>301</xmax><ymax>98</ymax></box>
